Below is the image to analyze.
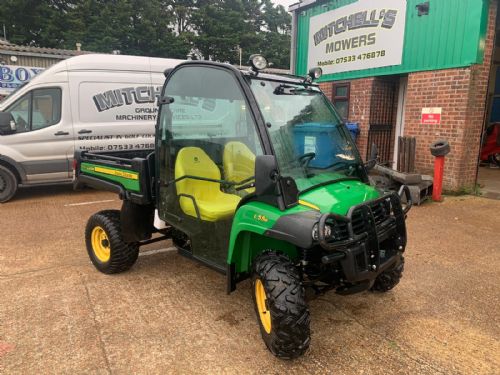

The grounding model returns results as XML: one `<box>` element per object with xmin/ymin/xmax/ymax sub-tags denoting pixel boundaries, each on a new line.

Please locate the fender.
<box><xmin>226</xmin><ymin>201</ymin><xmax>319</xmax><ymax>293</ymax></box>
<box><xmin>0</xmin><ymin>153</ymin><xmax>27</xmax><ymax>183</ymax></box>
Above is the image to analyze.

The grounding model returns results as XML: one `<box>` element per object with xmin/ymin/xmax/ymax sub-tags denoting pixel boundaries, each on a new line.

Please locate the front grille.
<box><xmin>329</xmin><ymin>219</ymin><xmax>349</xmax><ymax>241</ymax></box>
<box><xmin>371</xmin><ymin>199</ymin><xmax>391</xmax><ymax>225</ymax></box>
<box><xmin>326</xmin><ymin>197</ymin><xmax>394</xmax><ymax>242</ymax></box>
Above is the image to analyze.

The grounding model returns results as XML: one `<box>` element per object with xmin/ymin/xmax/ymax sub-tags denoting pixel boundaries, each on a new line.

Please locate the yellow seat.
<box><xmin>175</xmin><ymin>147</ymin><xmax>240</xmax><ymax>221</ymax></box>
<box><xmin>223</xmin><ymin>142</ymin><xmax>256</xmax><ymax>193</ymax></box>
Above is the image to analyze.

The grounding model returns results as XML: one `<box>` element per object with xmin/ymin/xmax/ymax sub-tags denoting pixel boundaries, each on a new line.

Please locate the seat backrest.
<box><xmin>175</xmin><ymin>147</ymin><xmax>221</xmax><ymax>201</ymax></box>
<box><xmin>223</xmin><ymin>141</ymin><xmax>256</xmax><ymax>183</ymax></box>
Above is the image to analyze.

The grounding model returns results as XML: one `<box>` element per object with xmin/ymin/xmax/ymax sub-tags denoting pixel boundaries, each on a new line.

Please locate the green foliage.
<box><xmin>0</xmin><ymin>0</ymin><xmax>291</xmax><ymax>68</ymax></box>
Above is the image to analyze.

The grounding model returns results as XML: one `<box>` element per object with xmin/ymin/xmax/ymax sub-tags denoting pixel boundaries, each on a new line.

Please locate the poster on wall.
<box><xmin>307</xmin><ymin>0</ymin><xmax>406</xmax><ymax>75</ymax></box>
<box><xmin>0</xmin><ymin>65</ymin><xmax>45</xmax><ymax>96</ymax></box>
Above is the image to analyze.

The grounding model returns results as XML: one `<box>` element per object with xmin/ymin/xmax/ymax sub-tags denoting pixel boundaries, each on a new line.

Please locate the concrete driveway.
<box><xmin>0</xmin><ymin>186</ymin><xmax>499</xmax><ymax>374</ymax></box>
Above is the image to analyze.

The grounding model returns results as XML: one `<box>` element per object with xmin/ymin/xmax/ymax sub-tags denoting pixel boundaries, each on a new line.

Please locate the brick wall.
<box><xmin>403</xmin><ymin>0</ymin><xmax>496</xmax><ymax>190</ymax></box>
<box><xmin>320</xmin><ymin>78</ymin><xmax>374</xmax><ymax>158</ymax></box>
<box><xmin>320</xmin><ymin>0</ymin><xmax>497</xmax><ymax>191</ymax></box>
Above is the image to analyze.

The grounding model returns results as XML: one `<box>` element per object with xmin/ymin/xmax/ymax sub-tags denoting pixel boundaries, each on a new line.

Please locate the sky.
<box><xmin>272</xmin><ymin>0</ymin><xmax>298</xmax><ymax>10</ymax></box>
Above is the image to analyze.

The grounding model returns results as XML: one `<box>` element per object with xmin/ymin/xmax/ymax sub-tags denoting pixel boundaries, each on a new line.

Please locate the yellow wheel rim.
<box><xmin>91</xmin><ymin>226</ymin><xmax>111</xmax><ymax>263</ymax></box>
<box><xmin>255</xmin><ymin>279</ymin><xmax>272</xmax><ymax>334</ymax></box>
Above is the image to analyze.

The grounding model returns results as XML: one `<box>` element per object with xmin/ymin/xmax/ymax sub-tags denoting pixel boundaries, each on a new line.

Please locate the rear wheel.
<box><xmin>85</xmin><ymin>210</ymin><xmax>139</xmax><ymax>274</ymax></box>
<box><xmin>370</xmin><ymin>253</ymin><xmax>404</xmax><ymax>292</ymax></box>
<box><xmin>252</xmin><ymin>251</ymin><xmax>310</xmax><ymax>359</ymax></box>
<box><xmin>0</xmin><ymin>165</ymin><xmax>17</xmax><ymax>203</ymax></box>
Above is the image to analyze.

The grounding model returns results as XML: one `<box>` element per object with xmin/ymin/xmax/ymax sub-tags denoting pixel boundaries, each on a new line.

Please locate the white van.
<box><xmin>0</xmin><ymin>54</ymin><xmax>182</xmax><ymax>202</ymax></box>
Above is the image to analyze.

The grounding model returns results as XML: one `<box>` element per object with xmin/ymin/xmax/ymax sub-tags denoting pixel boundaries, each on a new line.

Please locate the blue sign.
<box><xmin>0</xmin><ymin>65</ymin><xmax>45</xmax><ymax>95</ymax></box>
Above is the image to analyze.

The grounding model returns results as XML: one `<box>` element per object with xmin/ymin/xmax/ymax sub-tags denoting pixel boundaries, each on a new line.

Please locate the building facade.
<box><xmin>290</xmin><ymin>0</ymin><xmax>497</xmax><ymax>192</ymax></box>
<box><xmin>0</xmin><ymin>39</ymin><xmax>88</xmax><ymax>99</ymax></box>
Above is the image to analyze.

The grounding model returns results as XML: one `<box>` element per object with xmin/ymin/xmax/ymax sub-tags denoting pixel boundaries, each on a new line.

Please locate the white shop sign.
<box><xmin>308</xmin><ymin>0</ymin><xmax>406</xmax><ymax>75</ymax></box>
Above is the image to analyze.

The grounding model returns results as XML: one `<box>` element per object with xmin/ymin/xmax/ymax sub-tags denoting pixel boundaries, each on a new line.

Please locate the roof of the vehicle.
<box><xmin>242</xmin><ymin>71</ymin><xmax>313</xmax><ymax>85</ymax></box>
<box><xmin>63</xmin><ymin>54</ymin><xmax>183</xmax><ymax>73</ymax></box>
<box><xmin>171</xmin><ymin>60</ymin><xmax>309</xmax><ymax>86</ymax></box>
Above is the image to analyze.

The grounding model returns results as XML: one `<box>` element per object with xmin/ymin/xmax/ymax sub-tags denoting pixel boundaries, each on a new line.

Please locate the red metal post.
<box><xmin>432</xmin><ymin>156</ymin><xmax>445</xmax><ymax>201</ymax></box>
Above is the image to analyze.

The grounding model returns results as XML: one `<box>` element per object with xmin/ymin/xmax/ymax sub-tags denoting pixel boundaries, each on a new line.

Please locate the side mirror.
<box><xmin>365</xmin><ymin>143</ymin><xmax>379</xmax><ymax>170</ymax></box>
<box><xmin>0</xmin><ymin>112</ymin><xmax>16</xmax><ymax>135</ymax></box>
<box><xmin>255</xmin><ymin>155</ymin><xmax>279</xmax><ymax>197</ymax></box>
<box><xmin>157</xmin><ymin>96</ymin><xmax>174</xmax><ymax>106</ymax></box>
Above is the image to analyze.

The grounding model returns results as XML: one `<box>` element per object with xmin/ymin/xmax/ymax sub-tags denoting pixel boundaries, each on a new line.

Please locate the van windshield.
<box><xmin>249</xmin><ymin>78</ymin><xmax>364</xmax><ymax>192</ymax></box>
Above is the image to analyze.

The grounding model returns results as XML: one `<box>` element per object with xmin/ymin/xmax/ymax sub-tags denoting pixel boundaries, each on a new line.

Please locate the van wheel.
<box><xmin>85</xmin><ymin>210</ymin><xmax>139</xmax><ymax>274</ymax></box>
<box><xmin>0</xmin><ymin>165</ymin><xmax>18</xmax><ymax>203</ymax></box>
<box><xmin>252</xmin><ymin>251</ymin><xmax>310</xmax><ymax>359</ymax></box>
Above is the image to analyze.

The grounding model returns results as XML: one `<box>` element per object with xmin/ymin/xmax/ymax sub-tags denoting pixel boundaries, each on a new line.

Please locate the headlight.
<box><xmin>307</xmin><ymin>67</ymin><xmax>322</xmax><ymax>81</ymax></box>
<box><xmin>312</xmin><ymin>223</ymin><xmax>332</xmax><ymax>241</ymax></box>
<box><xmin>249</xmin><ymin>54</ymin><xmax>268</xmax><ymax>70</ymax></box>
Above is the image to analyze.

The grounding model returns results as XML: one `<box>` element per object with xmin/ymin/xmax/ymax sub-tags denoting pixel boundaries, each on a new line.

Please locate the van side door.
<box><xmin>71</xmin><ymin>70</ymin><xmax>158</xmax><ymax>157</ymax></box>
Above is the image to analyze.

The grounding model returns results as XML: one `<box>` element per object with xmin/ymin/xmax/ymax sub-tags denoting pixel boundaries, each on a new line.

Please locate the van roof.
<box><xmin>63</xmin><ymin>54</ymin><xmax>184</xmax><ymax>73</ymax></box>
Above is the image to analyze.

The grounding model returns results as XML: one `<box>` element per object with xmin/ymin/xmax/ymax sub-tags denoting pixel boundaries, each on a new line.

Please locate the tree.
<box><xmin>0</xmin><ymin>0</ymin><xmax>292</xmax><ymax>68</ymax></box>
<box><xmin>0</xmin><ymin>0</ymin><xmax>72</xmax><ymax>47</ymax></box>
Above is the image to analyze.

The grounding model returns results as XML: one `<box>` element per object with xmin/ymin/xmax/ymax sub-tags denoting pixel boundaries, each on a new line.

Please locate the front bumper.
<box><xmin>318</xmin><ymin>187</ymin><xmax>411</xmax><ymax>284</ymax></box>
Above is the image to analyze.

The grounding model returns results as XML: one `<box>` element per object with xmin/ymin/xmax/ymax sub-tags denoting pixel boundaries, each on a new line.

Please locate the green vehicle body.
<box><xmin>228</xmin><ymin>179</ymin><xmax>380</xmax><ymax>275</ymax></box>
<box><xmin>75</xmin><ymin>60</ymin><xmax>411</xmax><ymax>295</ymax></box>
<box><xmin>76</xmin><ymin>59</ymin><xmax>412</xmax><ymax>358</ymax></box>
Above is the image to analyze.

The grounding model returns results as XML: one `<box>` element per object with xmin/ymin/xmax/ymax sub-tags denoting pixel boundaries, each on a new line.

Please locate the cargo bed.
<box><xmin>74</xmin><ymin>150</ymin><xmax>155</xmax><ymax>205</ymax></box>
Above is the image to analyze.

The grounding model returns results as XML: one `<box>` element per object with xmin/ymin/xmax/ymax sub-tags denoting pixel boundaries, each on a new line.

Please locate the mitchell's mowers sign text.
<box><xmin>308</xmin><ymin>0</ymin><xmax>406</xmax><ymax>75</ymax></box>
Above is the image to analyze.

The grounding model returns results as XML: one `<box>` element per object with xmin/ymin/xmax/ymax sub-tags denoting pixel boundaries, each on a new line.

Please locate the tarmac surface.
<box><xmin>0</xmin><ymin>185</ymin><xmax>499</xmax><ymax>374</ymax></box>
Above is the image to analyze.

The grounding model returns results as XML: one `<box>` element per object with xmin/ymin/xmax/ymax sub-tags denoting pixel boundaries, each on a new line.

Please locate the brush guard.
<box><xmin>317</xmin><ymin>186</ymin><xmax>411</xmax><ymax>283</ymax></box>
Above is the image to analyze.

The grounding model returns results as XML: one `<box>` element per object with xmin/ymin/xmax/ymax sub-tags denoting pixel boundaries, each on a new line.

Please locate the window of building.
<box><xmin>6</xmin><ymin>88</ymin><xmax>62</xmax><ymax>133</ymax></box>
<box><xmin>332</xmin><ymin>83</ymin><xmax>350</xmax><ymax>121</ymax></box>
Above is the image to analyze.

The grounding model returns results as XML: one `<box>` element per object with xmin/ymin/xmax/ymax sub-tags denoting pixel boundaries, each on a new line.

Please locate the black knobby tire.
<box><xmin>0</xmin><ymin>165</ymin><xmax>18</xmax><ymax>203</ymax></box>
<box><xmin>252</xmin><ymin>251</ymin><xmax>310</xmax><ymax>359</ymax></box>
<box><xmin>370</xmin><ymin>254</ymin><xmax>405</xmax><ymax>292</ymax></box>
<box><xmin>85</xmin><ymin>210</ymin><xmax>139</xmax><ymax>274</ymax></box>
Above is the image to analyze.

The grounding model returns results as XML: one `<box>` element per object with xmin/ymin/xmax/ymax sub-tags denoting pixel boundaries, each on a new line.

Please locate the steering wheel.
<box><xmin>296</xmin><ymin>152</ymin><xmax>316</xmax><ymax>167</ymax></box>
<box><xmin>323</xmin><ymin>161</ymin><xmax>358</xmax><ymax>176</ymax></box>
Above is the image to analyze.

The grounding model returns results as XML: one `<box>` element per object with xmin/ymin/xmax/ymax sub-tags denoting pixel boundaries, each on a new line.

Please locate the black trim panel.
<box><xmin>21</xmin><ymin>159</ymin><xmax>68</xmax><ymax>175</ymax></box>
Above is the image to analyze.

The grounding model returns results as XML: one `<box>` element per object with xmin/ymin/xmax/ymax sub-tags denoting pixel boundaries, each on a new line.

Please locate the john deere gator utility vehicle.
<box><xmin>75</xmin><ymin>55</ymin><xmax>412</xmax><ymax>359</ymax></box>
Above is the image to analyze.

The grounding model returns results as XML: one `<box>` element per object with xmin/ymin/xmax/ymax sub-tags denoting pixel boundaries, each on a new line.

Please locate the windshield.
<box><xmin>249</xmin><ymin>78</ymin><xmax>365</xmax><ymax>192</ymax></box>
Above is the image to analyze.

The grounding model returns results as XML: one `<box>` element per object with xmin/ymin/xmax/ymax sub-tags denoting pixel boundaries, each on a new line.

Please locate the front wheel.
<box><xmin>252</xmin><ymin>251</ymin><xmax>310</xmax><ymax>359</ymax></box>
<box><xmin>0</xmin><ymin>165</ymin><xmax>18</xmax><ymax>203</ymax></box>
<box><xmin>85</xmin><ymin>210</ymin><xmax>139</xmax><ymax>274</ymax></box>
<box><xmin>370</xmin><ymin>253</ymin><xmax>405</xmax><ymax>292</ymax></box>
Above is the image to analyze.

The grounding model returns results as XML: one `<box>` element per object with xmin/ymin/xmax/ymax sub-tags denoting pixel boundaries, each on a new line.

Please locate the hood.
<box><xmin>298</xmin><ymin>179</ymin><xmax>380</xmax><ymax>215</ymax></box>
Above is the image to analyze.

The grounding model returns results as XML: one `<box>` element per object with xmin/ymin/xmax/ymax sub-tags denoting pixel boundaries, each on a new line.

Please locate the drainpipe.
<box><xmin>290</xmin><ymin>9</ymin><xmax>298</xmax><ymax>74</ymax></box>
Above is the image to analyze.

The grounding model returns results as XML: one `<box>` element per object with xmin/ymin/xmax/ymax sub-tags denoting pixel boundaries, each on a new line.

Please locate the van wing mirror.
<box><xmin>0</xmin><ymin>112</ymin><xmax>16</xmax><ymax>135</ymax></box>
<box><xmin>255</xmin><ymin>155</ymin><xmax>279</xmax><ymax>197</ymax></box>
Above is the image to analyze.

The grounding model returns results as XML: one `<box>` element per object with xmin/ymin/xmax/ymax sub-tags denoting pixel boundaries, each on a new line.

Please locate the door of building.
<box><xmin>366</xmin><ymin>76</ymin><xmax>399</xmax><ymax>165</ymax></box>
<box><xmin>393</xmin><ymin>76</ymin><xmax>408</xmax><ymax>166</ymax></box>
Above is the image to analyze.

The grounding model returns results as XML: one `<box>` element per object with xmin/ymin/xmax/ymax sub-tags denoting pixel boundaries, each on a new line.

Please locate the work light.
<box><xmin>249</xmin><ymin>54</ymin><xmax>268</xmax><ymax>71</ymax></box>
<box><xmin>308</xmin><ymin>67</ymin><xmax>323</xmax><ymax>81</ymax></box>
